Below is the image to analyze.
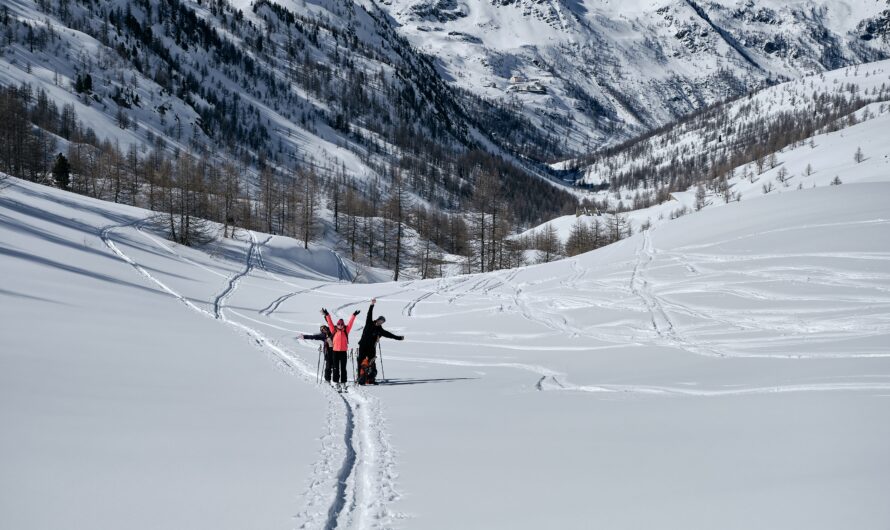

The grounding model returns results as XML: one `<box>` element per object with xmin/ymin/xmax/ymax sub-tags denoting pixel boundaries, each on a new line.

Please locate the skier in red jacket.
<box><xmin>322</xmin><ymin>307</ymin><xmax>358</xmax><ymax>390</ymax></box>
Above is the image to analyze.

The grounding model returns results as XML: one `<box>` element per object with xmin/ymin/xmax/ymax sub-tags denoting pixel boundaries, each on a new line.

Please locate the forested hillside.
<box><xmin>2</xmin><ymin>0</ymin><xmax>889</xmax><ymax>278</ymax></box>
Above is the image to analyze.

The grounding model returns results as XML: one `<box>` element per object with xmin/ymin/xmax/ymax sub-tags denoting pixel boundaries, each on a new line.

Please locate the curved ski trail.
<box><xmin>101</xmin><ymin>222</ymin><xmax>400</xmax><ymax>530</ymax></box>
<box><xmin>630</xmin><ymin>230</ymin><xmax>724</xmax><ymax>357</ymax></box>
<box><xmin>214</xmin><ymin>232</ymin><xmax>272</xmax><ymax>319</ymax></box>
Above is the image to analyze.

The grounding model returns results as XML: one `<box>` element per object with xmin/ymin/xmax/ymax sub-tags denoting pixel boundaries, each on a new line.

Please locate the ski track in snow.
<box><xmin>403</xmin><ymin>291</ymin><xmax>434</xmax><ymax>317</ymax></box>
<box><xmin>251</xmin><ymin>234</ymin><xmax>403</xmax><ymax>530</ymax></box>
<box><xmin>324</xmin><ymin>395</ymin><xmax>356</xmax><ymax>530</ymax></box>
<box><xmin>100</xmin><ymin>222</ymin><xmax>215</xmax><ymax>318</ymax></box>
<box><xmin>493</xmin><ymin>267</ymin><xmax>630</xmax><ymax>345</ymax></box>
<box><xmin>260</xmin><ymin>283</ymin><xmax>332</xmax><ymax>317</ymax></box>
<box><xmin>331</xmin><ymin>288</ymin><xmax>417</xmax><ymax>315</ymax></box>
<box><xmin>389</xmin><ymin>355</ymin><xmax>890</xmax><ymax>397</ymax></box>
<box><xmin>101</xmin><ymin>221</ymin><xmax>401</xmax><ymax>530</ymax></box>
<box><xmin>99</xmin><ymin>210</ymin><xmax>890</xmax><ymax>527</ymax></box>
<box><xmin>624</xmin><ymin>230</ymin><xmax>890</xmax><ymax>359</ymax></box>
<box><xmin>447</xmin><ymin>276</ymin><xmax>492</xmax><ymax>304</ymax></box>
<box><xmin>401</xmin><ymin>276</ymin><xmax>474</xmax><ymax>317</ymax></box>
<box><xmin>630</xmin><ymin>230</ymin><xmax>725</xmax><ymax>358</ymax></box>
<box><xmin>134</xmin><ymin>223</ymin><xmax>229</xmax><ymax>279</ymax></box>
<box><xmin>562</xmin><ymin>258</ymin><xmax>588</xmax><ymax>290</ymax></box>
<box><xmin>387</xmin><ymin>234</ymin><xmax>890</xmax><ymax>397</ymax></box>
<box><xmin>674</xmin><ymin>219</ymin><xmax>890</xmax><ymax>253</ymax></box>
<box><xmin>213</xmin><ymin>232</ymin><xmax>272</xmax><ymax>319</ymax></box>
<box><xmin>536</xmin><ymin>375</ymin><xmax>890</xmax><ymax>397</ymax></box>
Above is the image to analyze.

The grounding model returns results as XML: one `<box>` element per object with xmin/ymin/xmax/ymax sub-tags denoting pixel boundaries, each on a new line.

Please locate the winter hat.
<box><xmin>337</xmin><ymin>318</ymin><xmax>345</xmax><ymax>326</ymax></box>
<box><xmin>376</xmin><ymin>316</ymin><xmax>386</xmax><ymax>324</ymax></box>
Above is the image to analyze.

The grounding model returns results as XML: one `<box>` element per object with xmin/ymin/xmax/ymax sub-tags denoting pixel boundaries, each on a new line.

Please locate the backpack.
<box><xmin>357</xmin><ymin>357</ymin><xmax>377</xmax><ymax>385</ymax></box>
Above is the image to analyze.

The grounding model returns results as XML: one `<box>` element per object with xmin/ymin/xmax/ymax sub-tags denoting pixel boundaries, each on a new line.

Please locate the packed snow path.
<box><xmin>3</xmin><ymin>178</ymin><xmax>890</xmax><ymax>529</ymax></box>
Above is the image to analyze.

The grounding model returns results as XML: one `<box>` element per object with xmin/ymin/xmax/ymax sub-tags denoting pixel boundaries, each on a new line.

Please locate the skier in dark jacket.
<box><xmin>301</xmin><ymin>325</ymin><xmax>334</xmax><ymax>383</ymax></box>
<box><xmin>357</xmin><ymin>298</ymin><xmax>404</xmax><ymax>385</ymax></box>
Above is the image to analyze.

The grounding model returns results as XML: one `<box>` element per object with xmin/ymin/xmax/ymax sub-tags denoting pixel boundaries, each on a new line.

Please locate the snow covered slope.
<box><xmin>2</xmin><ymin>174</ymin><xmax>889</xmax><ymax>528</ymax></box>
<box><xmin>0</xmin><ymin>181</ymin><xmax>331</xmax><ymax>529</ymax></box>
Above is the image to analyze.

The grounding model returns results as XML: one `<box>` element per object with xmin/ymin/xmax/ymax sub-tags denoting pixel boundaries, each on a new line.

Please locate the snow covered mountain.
<box><xmin>2</xmin><ymin>0</ymin><xmax>888</xmax><ymax>186</ymax></box>
<box><xmin>2</xmin><ymin>170</ymin><xmax>889</xmax><ymax>528</ymax></box>
<box><xmin>381</xmin><ymin>0</ymin><xmax>890</xmax><ymax>153</ymax></box>
<box><xmin>513</xmin><ymin>59</ymin><xmax>890</xmax><ymax>265</ymax></box>
<box><xmin>572</xmin><ymin>58</ymin><xmax>890</xmax><ymax>224</ymax></box>
<box><xmin>0</xmin><ymin>0</ymin><xmax>575</xmax><ymax>228</ymax></box>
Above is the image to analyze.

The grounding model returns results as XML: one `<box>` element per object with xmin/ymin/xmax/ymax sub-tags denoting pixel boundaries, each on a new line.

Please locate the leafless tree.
<box><xmin>536</xmin><ymin>223</ymin><xmax>562</xmax><ymax>263</ymax></box>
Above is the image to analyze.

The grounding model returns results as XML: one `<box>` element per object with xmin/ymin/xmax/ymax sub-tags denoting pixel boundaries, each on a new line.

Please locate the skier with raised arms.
<box><xmin>322</xmin><ymin>307</ymin><xmax>359</xmax><ymax>391</ymax></box>
<box><xmin>357</xmin><ymin>298</ymin><xmax>404</xmax><ymax>385</ymax></box>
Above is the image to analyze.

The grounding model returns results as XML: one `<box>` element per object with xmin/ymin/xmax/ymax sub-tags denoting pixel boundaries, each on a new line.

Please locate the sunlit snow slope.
<box><xmin>2</xmin><ymin>176</ymin><xmax>890</xmax><ymax>529</ymax></box>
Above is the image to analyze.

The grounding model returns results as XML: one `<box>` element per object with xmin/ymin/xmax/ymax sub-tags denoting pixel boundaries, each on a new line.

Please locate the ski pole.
<box><xmin>351</xmin><ymin>348</ymin><xmax>356</xmax><ymax>383</ymax></box>
<box><xmin>316</xmin><ymin>344</ymin><xmax>322</xmax><ymax>384</ymax></box>
<box><xmin>378</xmin><ymin>342</ymin><xmax>385</xmax><ymax>382</ymax></box>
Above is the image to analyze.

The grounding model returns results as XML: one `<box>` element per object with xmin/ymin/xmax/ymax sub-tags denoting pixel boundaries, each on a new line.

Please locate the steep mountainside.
<box><xmin>3</xmin><ymin>0</ymin><xmax>888</xmax><ymax>180</ymax></box>
<box><xmin>576</xmin><ymin>60</ymin><xmax>890</xmax><ymax>199</ymax></box>
<box><xmin>0</xmin><ymin>0</ymin><xmax>573</xmax><ymax>220</ymax></box>
<box><xmin>381</xmin><ymin>0</ymin><xmax>890</xmax><ymax>155</ymax></box>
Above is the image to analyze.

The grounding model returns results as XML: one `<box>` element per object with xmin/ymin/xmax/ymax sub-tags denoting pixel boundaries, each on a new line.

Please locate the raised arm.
<box><xmin>324</xmin><ymin>312</ymin><xmax>335</xmax><ymax>333</ymax></box>
<box><xmin>346</xmin><ymin>313</ymin><xmax>358</xmax><ymax>333</ymax></box>
<box><xmin>366</xmin><ymin>300</ymin><xmax>375</xmax><ymax>326</ymax></box>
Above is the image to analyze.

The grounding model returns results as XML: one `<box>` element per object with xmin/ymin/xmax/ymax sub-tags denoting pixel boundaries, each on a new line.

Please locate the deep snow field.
<box><xmin>2</xmin><ymin>176</ymin><xmax>890</xmax><ymax>529</ymax></box>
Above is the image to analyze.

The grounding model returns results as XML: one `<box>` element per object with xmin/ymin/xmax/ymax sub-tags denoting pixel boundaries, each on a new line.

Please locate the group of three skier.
<box><xmin>300</xmin><ymin>298</ymin><xmax>404</xmax><ymax>389</ymax></box>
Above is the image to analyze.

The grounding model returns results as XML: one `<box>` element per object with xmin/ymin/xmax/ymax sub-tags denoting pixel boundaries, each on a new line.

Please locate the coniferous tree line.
<box><xmin>1</xmin><ymin>81</ymin><xmax>581</xmax><ymax>277</ymax></box>
<box><xmin>516</xmin><ymin>212</ymin><xmax>633</xmax><ymax>264</ymax></box>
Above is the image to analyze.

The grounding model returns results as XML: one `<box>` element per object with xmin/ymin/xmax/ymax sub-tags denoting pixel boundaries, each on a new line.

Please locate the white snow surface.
<box><xmin>2</xmin><ymin>176</ymin><xmax>890</xmax><ymax>528</ymax></box>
